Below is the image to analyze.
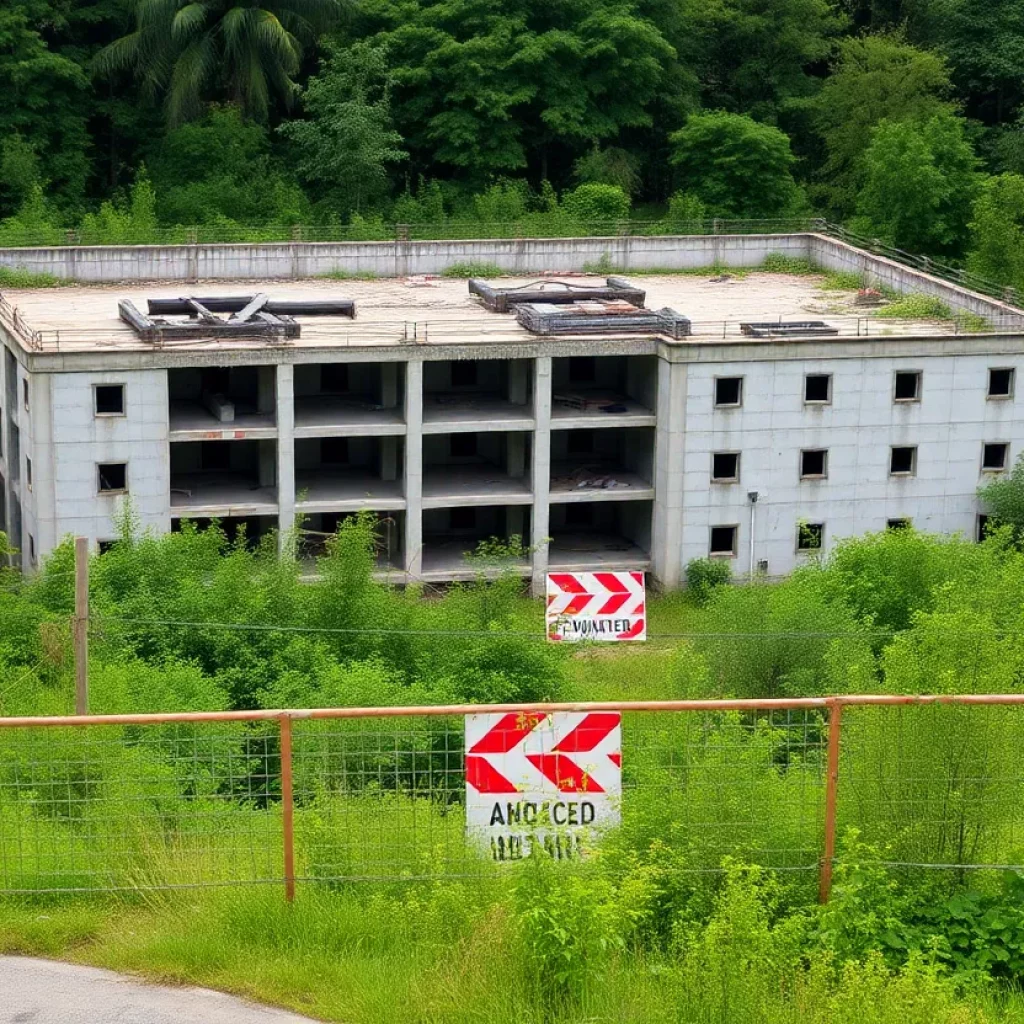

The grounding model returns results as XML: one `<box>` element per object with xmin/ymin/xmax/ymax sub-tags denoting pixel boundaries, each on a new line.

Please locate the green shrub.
<box><xmin>441</xmin><ymin>260</ymin><xmax>503</xmax><ymax>277</ymax></box>
<box><xmin>820</xmin><ymin>270</ymin><xmax>865</xmax><ymax>290</ymax></box>
<box><xmin>686</xmin><ymin>557</ymin><xmax>732</xmax><ymax>605</ymax></box>
<box><xmin>875</xmin><ymin>293</ymin><xmax>953</xmax><ymax>319</ymax></box>
<box><xmin>561</xmin><ymin>182</ymin><xmax>631</xmax><ymax>224</ymax></box>
<box><xmin>762</xmin><ymin>251</ymin><xmax>814</xmax><ymax>274</ymax></box>
<box><xmin>0</xmin><ymin>266</ymin><xmax>62</xmax><ymax>288</ymax></box>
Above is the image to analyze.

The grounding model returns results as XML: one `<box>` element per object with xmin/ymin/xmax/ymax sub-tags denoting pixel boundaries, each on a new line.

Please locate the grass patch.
<box><xmin>761</xmin><ymin>251</ymin><xmax>814</xmax><ymax>275</ymax></box>
<box><xmin>317</xmin><ymin>268</ymin><xmax>380</xmax><ymax>281</ymax></box>
<box><xmin>819</xmin><ymin>270</ymin><xmax>865</xmax><ymax>291</ymax></box>
<box><xmin>874</xmin><ymin>293</ymin><xmax>953</xmax><ymax>319</ymax></box>
<box><xmin>441</xmin><ymin>261</ymin><xmax>504</xmax><ymax>278</ymax></box>
<box><xmin>0</xmin><ymin>266</ymin><xmax>64</xmax><ymax>288</ymax></box>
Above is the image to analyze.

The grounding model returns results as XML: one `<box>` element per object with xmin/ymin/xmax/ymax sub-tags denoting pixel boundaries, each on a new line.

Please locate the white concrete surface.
<box><xmin>0</xmin><ymin>955</ymin><xmax>322</xmax><ymax>1024</ymax></box>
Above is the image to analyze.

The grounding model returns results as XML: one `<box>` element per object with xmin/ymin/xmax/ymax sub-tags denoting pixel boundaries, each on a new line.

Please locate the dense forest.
<box><xmin>4</xmin><ymin>0</ymin><xmax>1024</xmax><ymax>286</ymax></box>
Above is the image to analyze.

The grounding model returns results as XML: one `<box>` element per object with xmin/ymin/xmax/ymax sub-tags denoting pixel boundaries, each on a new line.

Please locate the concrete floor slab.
<box><xmin>169</xmin><ymin>401</ymin><xmax>277</xmax><ymax>440</ymax></box>
<box><xmin>551</xmin><ymin>393</ymin><xmax>655</xmax><ymax>429</ymax></box>
<box><xmin>548</xmin><ymin>533</ymin><xmax>650</xmax><ymax>570</ymax></box>
<box><xmin>549</xmin><ymin>465</ymin><xmax>655</xmax><ymax>502</ymax></box>
<box><xmin>0</xmin><ymin>955</ymin><xmax>322</xmax><ymax>1024</ymax></box>
<box><xmin>293</xmin><ymin>396</ymin><xmax>405</xmax><ymax>437</ymax></box>
<box><xmin>422</xmin><ymin>394</ymin><xmax>534</xmax><ymax>433</ymax></box>
<box><xmin>295</xmin><ymin>470</ymin><xmax>405</xmax><ymax>510</ymax></box>
<box><xmin>421</xmin><ymin>539</ymin><xmax>531</xmax><ymax>579</ymax></box>
<box><xmin>170</xmin><ymin>473</ymin><xmax>278</xmax><ymax>515</ymax></box>
<box><xmin>421</xmin><ymin>466</ymin><xmax>532</xmax><ymax>507</ymax></box>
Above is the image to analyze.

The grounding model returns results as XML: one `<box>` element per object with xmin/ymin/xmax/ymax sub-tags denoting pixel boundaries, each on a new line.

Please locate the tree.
<box><xmin>851</xmin><ymin>112</ymin><xmax>981</xmax><ymax>257</ymax></box>
<box><xmin>918</xmin><ymin>0</ymin><xmax>1024</xmax><ymax>126</ymax></box>
<box><xmin>280</xmin><ymin>43</ymin><xmax>406</xmax><ymax>218</ymax></box>
<box><xmin>572</xmin><ymin>147</ymin><xmax>642</xmax><ymax>197</ymax></box>
<box><xmin>674</xmin><ymin>0</ymin><xmax>845</xmax><ymax>118</ymax></box>
<box><xmin>0</xmin><ymin>1</ymin><xmax>93</xmax><ymax>215</ymax></box>
<box><xmin>668</xmin><ymin>111</ymin><xmax>803</xmax><ymax>218</ymax></box>
<box><xmin>966</xmin><ymin>174</ymin><xmax>1024</xmax><ymax>293</ymax></box>
<box><xmin>95</xmin><ymin>0</ymin><xmax>342</xmax><ymax>124</ymax></box>
<box><xmin>809</xmin><ymin>33</ymin><xmax>955</xmax><ymax>216</ymax></box>
<box><xmin>354</xmin><ymin>0</ymin><xmax>675</xmax><ymax>181</ymax></box>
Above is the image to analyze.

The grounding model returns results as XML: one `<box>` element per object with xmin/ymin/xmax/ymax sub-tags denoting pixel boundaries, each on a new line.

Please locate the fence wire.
<box><xmin>1</xmin><ymin>700</ymin><xmax>1023</xmax><ymax>896</ymax></box>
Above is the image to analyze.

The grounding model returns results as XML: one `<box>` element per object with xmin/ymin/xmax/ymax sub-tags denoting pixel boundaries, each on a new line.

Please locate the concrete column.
<box><xmin>404</xmin><ymin>359</ymin><xmax>424</xmax><ymax>577</ymax></box>
<box><xmin>506</xmin><ymin>431</ymin><xmax>526</xmax><ymax>478</ymax></box>
<box><xmin>381</xmin><ymin>363</ymin><xmax>399</xmax><ymax>408</ymax></box>
<box><xmin>508</xmin><ymin>359</ymin><xmax>529</xmax><ymax>406</ymax></box>
<box><xmin>276</xmin><ymin>365</ymin><xmax>296</xmax><ymax>547</ymax></box>
<box><xmin>380</xmin><ymin>435</ymin><xmax>398</xmax><ymax>481</ymax></box>
<box><xmin>650</xmin><ymin>355</ymin><xmax>687</xmax><ymax>588</ymax></box>
<box><xmin>257</xmin><ymin>367</ymin><xmax>275</xmax><ymax>415</ymax></box>
<box><xmin>531</xmin><ymin>356</ymin><xmax>552</xmax><ymax>593</ymax></box>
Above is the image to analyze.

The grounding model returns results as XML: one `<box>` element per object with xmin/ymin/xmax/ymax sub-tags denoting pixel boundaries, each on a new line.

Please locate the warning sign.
<box><xmin>466</xmin><ymin>711</ymin><xmax>622</xmax><ymax>861</ymax></box>
<box><xmin>546</xmin><ymin>571</ymin><xmax>646</xmax><ymax>642</ymax></box>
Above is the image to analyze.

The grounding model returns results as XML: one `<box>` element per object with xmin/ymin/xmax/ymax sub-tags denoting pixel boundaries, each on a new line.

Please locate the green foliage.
<box><xmin>561</xmin><ymin>183</ymin><xmax>631</xmax><ymax>223</ymax></box>
<box><xmin>762</xmin><ymin>251</ymin><xmax>814</xmax><ymax>274</ymax></box>
<box><xmin>280</xmin><ymin>42</ymin><xmax>406</xmax><ymax>217</ymax></box>
<box><xmin>669</xmin><ymin>111</ymin><xmax>803</xmax><ymax>217</ymax></box>
<box><xmin>821</xmin><ymin>270</ymin><xmax>866</xmax><ymax>290</ymax></box>
<box><xmin>874</xmin><ymin>293</ymin><xmax>953</xmax><ymax>319</ymax></box>
<box><xmin>685</xmin><ymin>557</ymin><xmax>731</xmax><ymax>605</ymax></box>
<box><xmin>572</xmin><ymin>147</ymin><xmax>642</xmax><ymax>197</ymax></box>
<box><xmin>851</xmin><ymin>113</ymin><xmax>981</xmax><ymax>257</ymax></box>
<box><xmin>979</xmin><ymin>453</ymin><xmax>1024</xmax><ymax>537</ymax></box>
<box><xmin>0</xmin><ymin>266</ymin><xmax>62</xmax><ymax>288</ymax></box>
<box><xmin>441</xmin><ymin>261</ymin><xmax>503</xmax><ymax>278</ymax></box>
<box><xmin>665</xmin><ymin>191</ymin><xmax>707</xmax><ymax>229</ymax></box>
<box><xmin>967</xmin><ymin>173</ymin><xmax>1024</xmax><ymax>293</ymax></box>
<box><xmin>809</xmin><ymin>33</ymin><xmax>955</xmax><ymax>216</ymax></box>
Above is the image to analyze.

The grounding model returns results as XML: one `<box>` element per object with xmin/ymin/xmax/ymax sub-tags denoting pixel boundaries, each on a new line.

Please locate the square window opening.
<box><xmin>98</xmin><ymin>462</ymin><xmax>127</xmax><ymax>493</ymax></box>
<box><xmin>98</xmin><ymin>540</ymin><xmax>117</xmax><ymax>555</ymax></box>
<box><xmin>804</xmin><ymin>374</ymin><xmax>832</xmax><ymax>403</ymax></box>
<box><xmin>887</xmin><ymin>517</ymin><xmax>911</xmax><ymax>531</ymax></box>
<box><xmin>450</xmin><ymin>433</ymin><xmax>478</xmax><ymax>458</ymax></box>
<box><xmin>451</xmin><ymin>361</ymin><xmax>478</xmax><ymax>388</ymax></box>
<box><xmin>989</xmin><ymin>368</ymin><xmax>1014</xmax><ymax>398</ymax></box>
<box><xmin>894</xmin><ymin>371</ymin><xmax>921</xmax><ymax>402</ymax></box>
<box><xmin>890</xmin><ymin>446</ymin><xmax>916</xmax><ymax>475</ymax></box>
<box><xmin>797</xmin><ymin>522</ymin><xmax>824</xmax><ymax>551</ymax></box>
<box><xmin>95</xmin><ymin>384</ymin><xmax>125</xmax><ymax>416</ymax></box>
<box><xmin>800</xmin><ymin>449</ymin><xmax>828</xmax><ymax>478</ymax></box>
<box><xmin>710</xmin><ymin>524</ymin><xmax>738</xmax><ymax>556</ymax></box>
<box><xmin>712</xmin><ymin>452</ymin><xmax>740</xmax><ymax>482</ymax></box>
<box><xmin>983</xmin><ymin>442</ymin><xmax>1009</xmax><ymax>471</ymax></box>
<box><xmin>715</xmin><ymin>377</ymin><xmax>743</xmax><ymax>407</ymax></box>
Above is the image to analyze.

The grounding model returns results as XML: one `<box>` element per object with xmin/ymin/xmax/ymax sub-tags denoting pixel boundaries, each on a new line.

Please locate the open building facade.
<box><xmin>0</xmin><ymin>232</ymin><xmax>1022</xmax><ymax>589</ymax></box>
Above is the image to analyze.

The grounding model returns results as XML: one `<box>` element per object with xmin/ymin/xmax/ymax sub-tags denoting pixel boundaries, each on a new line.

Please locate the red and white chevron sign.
<box><xmin>466</xmin><ymin>711</ymin><xmax>622</xmax><ymax>861</ymax></box>
<box><xmin>546</xmin><ymin>571</ymin><xmax>646</xmax><ymax>642</ymax></box>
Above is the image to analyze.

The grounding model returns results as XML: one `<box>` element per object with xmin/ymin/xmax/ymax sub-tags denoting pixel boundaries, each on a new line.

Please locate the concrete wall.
<box><xmin>676</xmin><ymin>350</ymin><xmax>1022</xmax><ymax>579</ymax></box>
<box><xmin>810</xmin><ymin>235</ymin><xmax>1023</xmax><ymax>321</ymax></box>
<box><xmin>0</xmin><ymin>234</ymin><xmax>813</xmax><ymax>283</ymax></box>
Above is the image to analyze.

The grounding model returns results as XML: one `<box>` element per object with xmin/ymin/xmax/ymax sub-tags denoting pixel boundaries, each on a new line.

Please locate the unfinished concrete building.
<box><xmin>1</xmin><ymin>231</ymin><xmax>1023</xmax><ymax>587</ymax></box>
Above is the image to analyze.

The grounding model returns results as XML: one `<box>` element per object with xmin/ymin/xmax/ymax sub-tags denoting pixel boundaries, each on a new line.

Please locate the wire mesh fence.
<box><xmin>2</xmin><ymin>697</ymin><xmax>1024</xmax><ymax>898</ymax></box>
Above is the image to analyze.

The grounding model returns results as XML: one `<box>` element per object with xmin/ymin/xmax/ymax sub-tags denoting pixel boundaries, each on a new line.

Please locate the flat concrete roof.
<box><xmin>0</xmin><ymin>273</ymin><xmax>979</xmax><ymax>357</ymax></box>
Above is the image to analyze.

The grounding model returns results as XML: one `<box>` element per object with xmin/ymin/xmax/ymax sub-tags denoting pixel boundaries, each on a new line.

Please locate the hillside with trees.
<box><xmin>4</xmin><ymin>0</ymin><xmax>1024</xmax><ymax>290</ymax></box>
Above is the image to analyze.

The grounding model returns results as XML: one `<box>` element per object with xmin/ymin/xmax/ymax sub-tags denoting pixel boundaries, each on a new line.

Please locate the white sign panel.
<box><xmin>546</xmin><ymin>571</ymin><xmax>646</xmax><ymax>642</ymax></box>
<box><xmin>466</xmin><ymin>711</ymin><xmax>622</xmax><ymax>861</ymax></box>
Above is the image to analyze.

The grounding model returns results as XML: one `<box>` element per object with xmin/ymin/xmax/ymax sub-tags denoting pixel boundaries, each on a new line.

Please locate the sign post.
<box><xmin>546</xmin><ymin>571</ymin><xmax>646</xmax><ymax>642</ymax></box>
<box><xmin>465</xmin><ymin>711</ymin><xmax>622</xmax><ymax>861</ymax></box>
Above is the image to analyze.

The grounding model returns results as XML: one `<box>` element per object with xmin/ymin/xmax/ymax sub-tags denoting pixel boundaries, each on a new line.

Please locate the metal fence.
<box><xmin>1</xmin><ymin>695</ymin><xmax>1022</xmax><ymax>901</ymax></box>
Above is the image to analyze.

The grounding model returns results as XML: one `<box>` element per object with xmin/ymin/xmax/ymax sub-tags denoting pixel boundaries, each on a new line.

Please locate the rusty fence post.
<box><xmin>280</xmin><ymin>714</ymin><xmax>296</xmax><ymax>902</ymax></box>
<box><xmin>819</xmin><ymin>698</ymin><xmax>843</xmax><ymax>902</ymax></box>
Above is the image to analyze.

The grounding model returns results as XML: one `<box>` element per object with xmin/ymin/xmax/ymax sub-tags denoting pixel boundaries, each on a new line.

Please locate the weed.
<box><xmin>820</xmin><ymin>270</ymin><xmax>865</xmax><ymax>290</ymax></box>
<box><xmin>875</xmin><ymin>293</ymin><xmax>953</xmax><ymax>319</ymax></box>
<box><xmin>761</xmin><ymin>251</ymin><xmax>814</xmax><ymax>275</ymax></box>
<box><xmin>582</xmin><ymin>251</ymin><xmax>618</xmax><ymax>274</ymax></box>
<box><xmin>318</xmin><ymin>268</ymin><xmax>380</xmax><ymax>280</ymax></box>
<box><xmin>0</xmin><ymin>266</ymin><xmax>63</xmax><ymax>288</ymax></box>
<box><xmin>441</xmin><ymin>261</ymin><xmax>504</xmax><ymax>277</ymax></box>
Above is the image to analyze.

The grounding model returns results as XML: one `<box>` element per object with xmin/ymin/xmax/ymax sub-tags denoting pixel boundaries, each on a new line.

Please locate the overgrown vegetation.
<box><xmin>4</xmin><ymin>519</ymin><xmax>1024</xmax><ymax>1018</ymax></box>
